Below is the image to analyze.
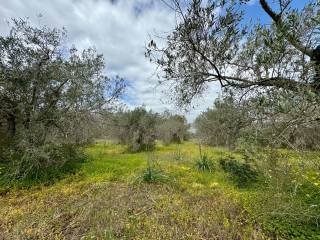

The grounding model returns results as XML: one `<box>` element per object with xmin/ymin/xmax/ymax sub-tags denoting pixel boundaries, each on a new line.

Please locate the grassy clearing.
<box><xmin>0</xmin><ymin>141</ymin><xmax>319</xmax><ymax>239</ymax></box>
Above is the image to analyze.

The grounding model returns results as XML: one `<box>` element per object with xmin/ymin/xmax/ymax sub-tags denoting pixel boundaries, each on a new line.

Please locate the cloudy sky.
<box><xmin>0</xmin><ymin>0</ymin><xmax>309</xmax><ymax>122</ymax></box>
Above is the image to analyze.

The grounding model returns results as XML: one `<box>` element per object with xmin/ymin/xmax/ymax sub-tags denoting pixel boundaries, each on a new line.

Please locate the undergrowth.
<box><xmin>196</xmin><ymin>154</ymin><xmax>215</xmax><ymax>172</ymax></box>
<box><xmin>135</xmin><ymin>166</ymin><xmax>169</xmax><ymax>184</ymax></box>
<box><xmin>135</xmin><ymin>154</ymin><xmax>169</xmax><ymax>184</ymax></box>
<box><xmin>0</xmin><ymin>144</ymin><xmax>87</xmax><ymax>191</ymax></box>
<box><xmin>219</xmin><ymin>155</ymin><xmax>259</xmax><ymax>187</ymax></box>
<box><xmin>0</xmin><ymin>141</ymin><xmax>319</xmax><ymax>239</ymax></box>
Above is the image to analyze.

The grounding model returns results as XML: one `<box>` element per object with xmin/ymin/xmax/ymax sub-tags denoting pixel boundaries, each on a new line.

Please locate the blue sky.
<box><xmin>0</xmin><ymin>0</ymin><xmax>314</xmax><ymax>122</ymax></box>
<box><xmin>244</xmin><ymin>0</ymin><xmax>312</xmax><ymax>24</ymax></box>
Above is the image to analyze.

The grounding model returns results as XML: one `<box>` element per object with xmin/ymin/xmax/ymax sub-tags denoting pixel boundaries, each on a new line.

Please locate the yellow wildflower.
<box><xmin>209</xmin><ymin>182</ymin><xmax>219</xmax><ymax>188</ymax></box>
<box><xmin>191</xmin><ymin>182</ymin><xmax>204</xmax><ymax>188</ymax></box>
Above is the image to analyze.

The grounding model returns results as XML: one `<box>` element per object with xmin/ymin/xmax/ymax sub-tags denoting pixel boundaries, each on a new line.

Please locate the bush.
<box><xmin>135</xmin><ymin>154</ymin><xmax>169</xmax><ymax>184</ymax></box>
<box><xmin>219</xmin><ymin>156</ymin><xmax>258</xmax><ymax>187</ymax></box>
<box><xmin>3</xmin><ymin>143</ymin><xmax>87</xmax><ymax>182</ymax></box>
<box><xmin>136</xmin><ymin>166</ymin><xmax>169</xmax><ymax>184</ymax></box>
<box><xmin>196</xmin><ymin>154</ymin><xmax>214</xmax><ymax>172</ymax></box>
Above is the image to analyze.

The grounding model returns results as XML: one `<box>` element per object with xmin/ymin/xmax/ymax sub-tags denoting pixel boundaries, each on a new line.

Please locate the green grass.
<box><xmin>0</xmin><ymin>141</ymin><xmax>319</xmax><ymax>239</ymax></box>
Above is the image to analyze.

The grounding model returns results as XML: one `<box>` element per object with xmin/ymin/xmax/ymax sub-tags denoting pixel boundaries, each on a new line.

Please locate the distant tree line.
<box><xmin>104</xmin><ymin>107</ymin><xmax>190</xmax><ymax>152</ymax></box>
<box><xmin>195</xmin><ymin>92</ymin><xmax>320</xmax><ymax>150</ymax></box>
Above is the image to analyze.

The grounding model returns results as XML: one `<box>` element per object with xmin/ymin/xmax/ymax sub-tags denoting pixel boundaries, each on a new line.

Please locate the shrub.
<box><xmin>196</xmin><ymin>154</ymin><xmax>214</xmax><ymax>172</ymax></box>
<box><xmin>136</xmin><ymin>166</ymin><xmax>169</xmax><ymax>184</ymax></box>
<box><xmin>136</xmin><ymin>154</ymin><xmax>169</xmax><ymax>184</ymax></box>
<box><xmin>4</xmin><ymin>143</ymin><xmax>86</xmax><ymax>182</ymax></box>
<box><xmin>219</xmin><ymin>156</ymin><xmax>258</xmax><ymax>187</ymax></box>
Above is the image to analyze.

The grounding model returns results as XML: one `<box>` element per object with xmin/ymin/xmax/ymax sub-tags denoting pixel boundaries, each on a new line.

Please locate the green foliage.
<box><xmin>1</xmin><ymin>141</ymin><xmax>320</xmax><ymax>239</ymax></box>
<box><xmin>263</xmin><ymin>217</ymin><xmax>320</xmax><ymax>240</ymax></box>
<box><xmin>173</xmin><ymin>148</ymin><xmax>185</xmax><ymax>162</ymax></box>
<box><xmin>1</xmin><ymin>19</ymin><xmax>124</xmax><ymax>144</ymax></box>
<box><xmin>136</xmin><ymin>166</ymin><xmax>169</xmax><ymax>184</ymax></box>
<box><xmin>2</xmin><ymin>144</ymin><xmax>87</xmax><ymax>183</ymax></box>
<box><xmin>136</xmin><ymin>153</ymin><xmax>169</xmax><ymax>184</ymax></box>
<box><xmin>157</xmin><ymin>112</ymin><xmax>190</xmax><ymax>145</ymax></box>
<box><xmin>250</xmin><ymin>149</ymin><xmax>320</xmax><ymax>239</ymax></box>
<box><xmin>196</xmin><ymin>154</ymin><xmax>214</xmax><ymax>172</ymax></box>
<box><xmin>195</xmin><ymin>96</ymin><xmax>252</xmax><ymax>149</ymax></box>
<box><xmin>107</xmin><ymin>108</ymin><xmax>190</xmax><ymax>151</ymax></box>
<box><xmin>0</xmin><ymin>18</ymin><xmax>124</xmax><ymax>183</ymax></box>
<box><xmin>219</xmin><ymin>156</ymin><xmax>258</xmax><ymax>187</ymax></box>
<box><xmin>109</xmin><ymin>107</ymin><xmax>158</xmax><ymax>152</ymax></box>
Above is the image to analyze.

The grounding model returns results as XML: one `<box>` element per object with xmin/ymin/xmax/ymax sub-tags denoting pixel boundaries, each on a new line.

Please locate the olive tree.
<box><xmin>195</xmin><ymin>96</ymin><xmax>253</xmax><ymax>149</ymax></box>
<box><xmin>108</xmin><ymin>107</ymin><xmax>159</xmax><ymax>152</ymax></box>
<box><xmin>157</xmin><ymin>111</ymin><xmax>190</xmax><ymax>145</ymax></box>
<box><xmin>147</xmin><ymin>0</ymin><xmax>320</xmax><ymax>106</ymax></box>
<box><xmin>241</xmin><ymin>89</ymin><xmax>320</xmax><ymax>150</ymax></box>
<box><xmin>0</xmin><ymin>19</ymin><xmax>125</xmax><ymax>178</ymax></box>
<box><xmin>147</xmin><ymin>0</ymin><xmax>320</xmax><ymax>150</ymax></box>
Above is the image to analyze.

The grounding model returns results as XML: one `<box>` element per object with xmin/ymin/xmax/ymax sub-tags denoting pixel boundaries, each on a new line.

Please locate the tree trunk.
<box><xmin>312</xmin><ymin>46</ymin><xmax>320</xmax><ymax>91</ymax></box>
<box><xmin>7</xmin><ymin>114</ymin><xmax>16</xmax><ymax>138</ymax></box>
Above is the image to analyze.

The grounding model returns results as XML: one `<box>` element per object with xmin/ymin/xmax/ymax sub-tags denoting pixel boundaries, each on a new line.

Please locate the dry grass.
<box><xmin>0</xmin><ymin>181</ymin><xmax>265</xmax><ymax>239</ymax></box>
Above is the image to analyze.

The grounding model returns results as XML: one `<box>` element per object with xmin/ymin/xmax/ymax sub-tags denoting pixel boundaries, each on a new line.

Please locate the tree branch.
<box><xmin>259</xmin><ymin>0</ymin><xmax>314</xmax><ymax>58</ymax></box>
<box><xmin>208</xmin><ymin>73</ymin><xmax>307</xmax><ymax>92</ymax></box>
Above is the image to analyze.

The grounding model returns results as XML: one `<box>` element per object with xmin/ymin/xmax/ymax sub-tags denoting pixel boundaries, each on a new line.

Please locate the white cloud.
<box><xmin>247</xmin><ymin>0</ymin><xmax>257</xmax><ymax>6</ymax></box>
<box><xmin>0</xmin><ymin>0</ymin><xmax>220</xmax><ymax>122</ymax></box>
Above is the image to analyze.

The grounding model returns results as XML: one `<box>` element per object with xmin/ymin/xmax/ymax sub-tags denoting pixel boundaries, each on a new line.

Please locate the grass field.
<box><xmin>0</xmin><ymin>141</ymin><xmax>319</xmax><ymax>239</ymax></box>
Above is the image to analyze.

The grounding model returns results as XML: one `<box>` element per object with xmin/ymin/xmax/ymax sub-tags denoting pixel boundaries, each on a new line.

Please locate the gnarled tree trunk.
<box><xmin>7</xmin><ymin>114</ymin><xmax>16</xmax><ymax>138</ymax></box>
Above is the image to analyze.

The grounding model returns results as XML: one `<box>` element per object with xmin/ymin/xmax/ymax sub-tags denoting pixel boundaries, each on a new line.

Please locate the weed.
<box><xmin>1</xmin><ymin>141</ymin><xmax>319</xmax><ymax>239</ymax></box>
<box><xmin>196</xmin><ymin>154</ymin><xmax>214</xmax><ymax>172</ymax></box>
<box><xmin>135</xmin><ymin>154</ymin><xmax>169</xmax><ymax>184</ymax></box>
<box><xmin>136</xmin><ymin>166</ymin><xmax>169</xmax><ymax>183</ymax></box>
<box><xmin>173</xmin><ymin>148</ymin><xmax>185</xmax><ymax>161</ymax></box>
<box><xmin>219</xmin><ymin>156</ymin><xmax>258</xmax><ymax>187</ymax></box>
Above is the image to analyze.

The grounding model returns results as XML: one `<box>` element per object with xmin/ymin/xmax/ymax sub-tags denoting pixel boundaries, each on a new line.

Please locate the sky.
<box><xmin>0</xmin><ymin>0</ymin><xmax>311</xmax><ymax>122</ymax></box>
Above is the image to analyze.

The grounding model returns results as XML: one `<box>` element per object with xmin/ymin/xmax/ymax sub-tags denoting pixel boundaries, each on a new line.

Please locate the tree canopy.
<box><xmin>147</xmin><ymin>0</ymin><xmax>320</xmax><ymax>106</ymax></box>
<box><xmin>0</xmin><ymin>19</ymin><xmax>125</xmax><ymax>145</ymax></box>
<box><xmin>0</xmin><ymin>19</ymin><xmax>125</xmax><ymax>178</ymax></box>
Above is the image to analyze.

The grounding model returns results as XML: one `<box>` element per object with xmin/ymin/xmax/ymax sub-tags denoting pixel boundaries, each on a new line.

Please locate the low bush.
<box><xmin>196</xmin><ymin>154</ymin><xmax>214</xmax><ymax>172</ymax></box>
<box><xmin>135</xmin><ymin>154</ymin><xmax>169</xmax><ymax>184</ymax></box>
<box><xmin>136</xmin><ymin>166</ymin><xmax>169</xmax><ymax>183</ymax></box>
<box><xmin>2</xmin><ymin>143</ymin><xmax>87</xmax><ymax>184</ymax></box>
<box><xmin>219</xmin><ymin>156</ymin><xmax>258</xmax><ymax>187</ymax></box>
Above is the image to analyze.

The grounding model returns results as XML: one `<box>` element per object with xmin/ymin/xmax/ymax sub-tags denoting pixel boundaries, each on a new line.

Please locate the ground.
<box><xmin>0</xmin><ymin>141</ymin><xmax>319</xmax><ymax>239</ymax></box>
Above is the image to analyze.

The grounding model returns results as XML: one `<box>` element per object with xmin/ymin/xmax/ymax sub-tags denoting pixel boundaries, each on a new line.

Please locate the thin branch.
<box><xmin>259</xmin><ymin>0</ymin><xmax>314</xmax><ymax>57</ymax></box>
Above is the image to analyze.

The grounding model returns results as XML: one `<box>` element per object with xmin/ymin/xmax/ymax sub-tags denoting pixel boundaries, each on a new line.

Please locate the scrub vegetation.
<box><xmin>1</xmin><ymin>0</ymin><xmax>320</xmax><ymax>239</ymax></box>
<box><xmin>0</xmin><ymin>142</ymin><xmax>319</xmax><ymax>239</ymax></box>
